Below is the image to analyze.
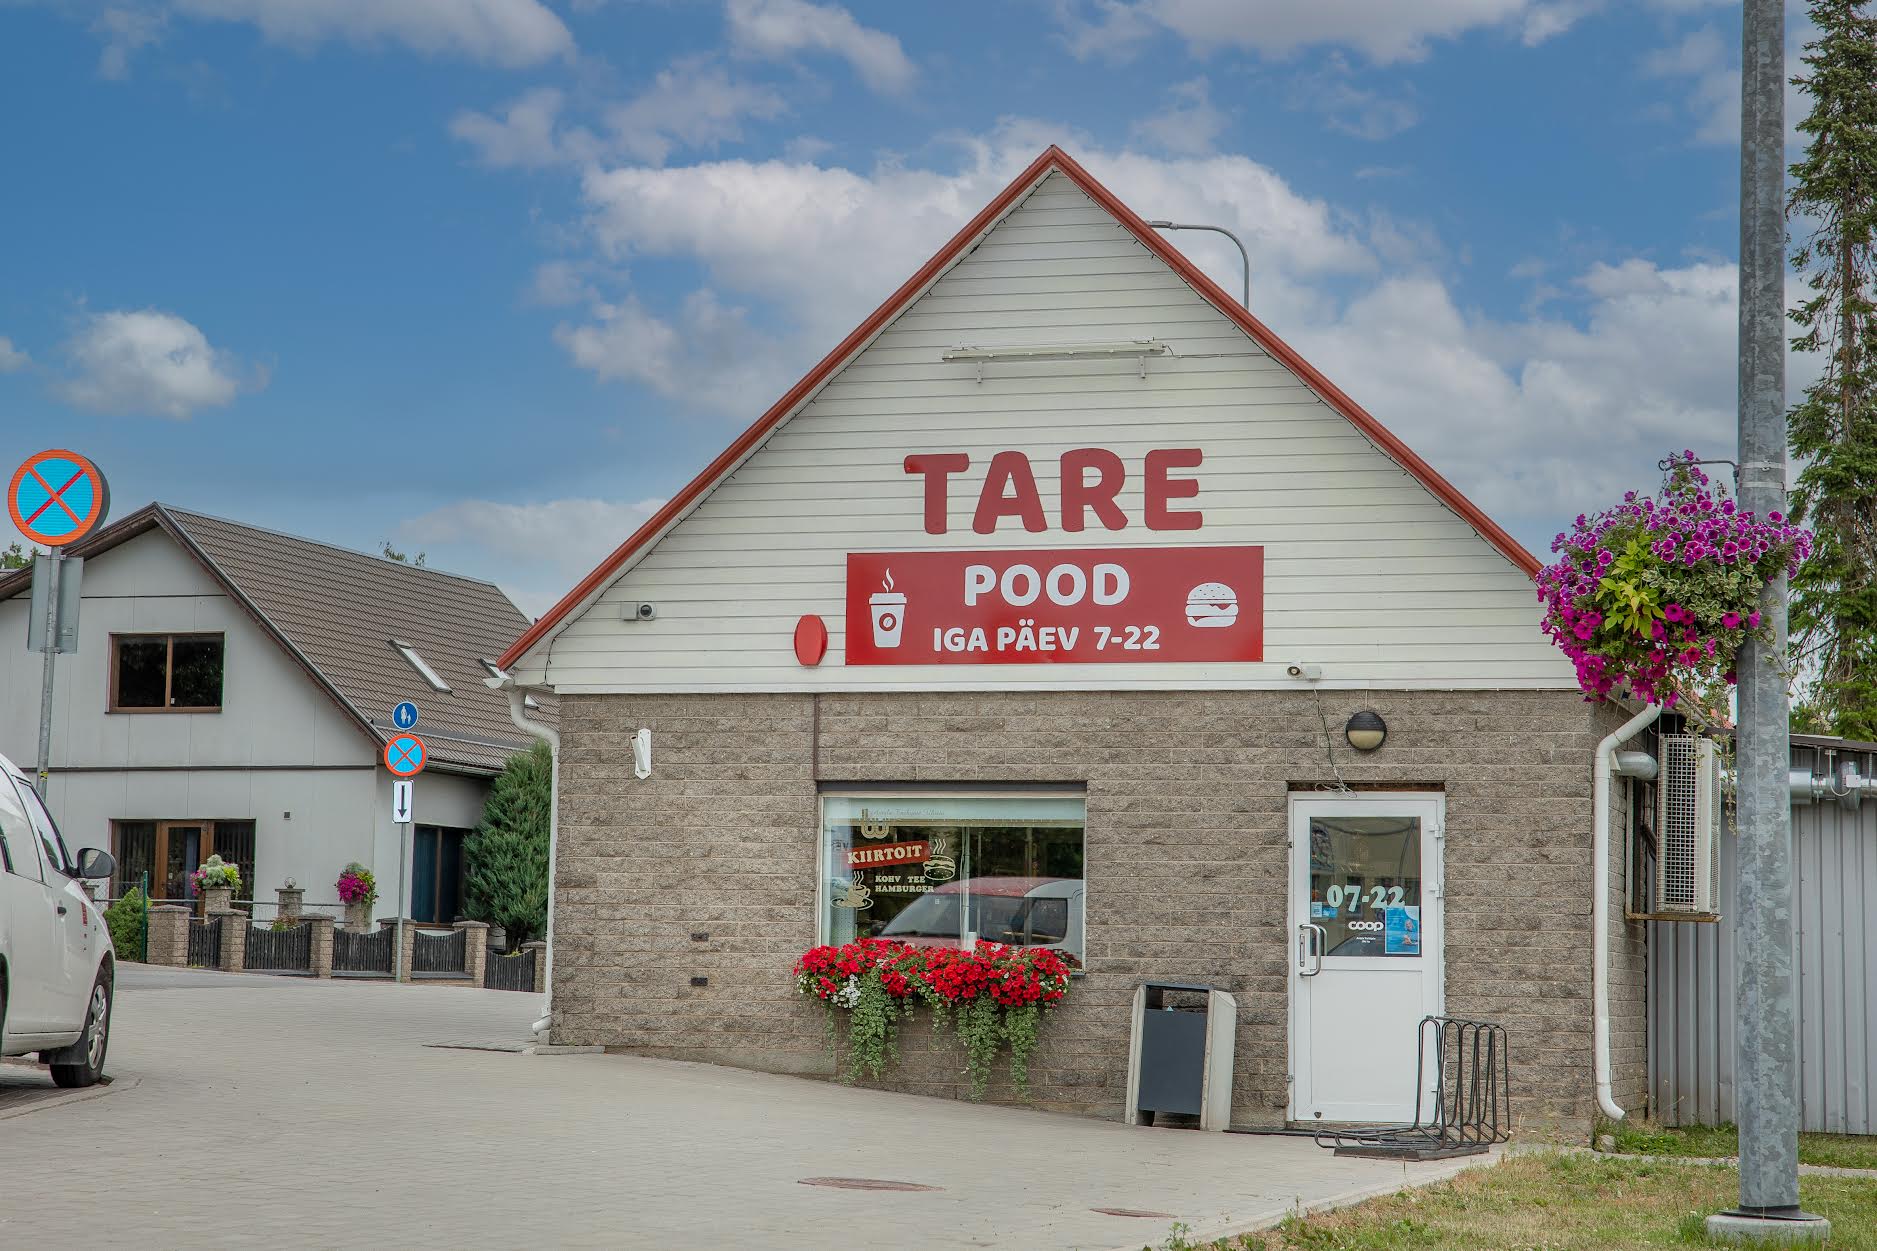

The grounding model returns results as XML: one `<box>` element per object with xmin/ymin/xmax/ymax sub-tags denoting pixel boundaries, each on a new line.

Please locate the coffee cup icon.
<box><xmin>870</xmin><ymin>591</ymin><xmax>906</xmax><ymax>648</ymax></box>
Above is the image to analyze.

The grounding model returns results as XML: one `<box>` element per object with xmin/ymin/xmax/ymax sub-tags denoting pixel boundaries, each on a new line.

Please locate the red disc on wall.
<box><xmin>793</xmin><ymin>614</ymin><xmax>829</xmax><ymax>666</ymax></box>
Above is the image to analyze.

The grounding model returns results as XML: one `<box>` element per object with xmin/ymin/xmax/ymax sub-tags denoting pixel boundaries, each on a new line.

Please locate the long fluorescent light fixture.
<box><xmin>942</xmin><ymin>338</ymin><xmax>1171</xmax><ymax>381</ymax></box>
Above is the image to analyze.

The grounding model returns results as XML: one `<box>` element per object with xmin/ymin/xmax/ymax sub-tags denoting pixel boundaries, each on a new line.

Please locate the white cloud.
<box><xmin>1642</xmin><ymin>17</ymin><xmax>1812</xmax><ymax>149</ymax></box>
<box><xmin>451</xmin><ymin>86</ymin><xmax>588</xmax><ymax>169</ymax></box>
<box><xmin>554</xmin><ymin>289</ymin><xmax>796</xmax><ymax>416</ymax></box>
<box><xmin>400</xmin><ymin>495</ymin><xmax>664</xmax><ymax>614</ymax></box>
<box><xmin>1054</xmin><ymin>0</ymin><xmax>1581</xmax><ymax>65</ymax></box>
<box><xmin>93</xmin><ymin>7</ymin><xmax>166</xmax><ymax>79</ymax></box>
<box><xmin>1130</xmin><ymin>77</ymin><xmax>1228</xmax><ymax>156</ymax></box>
<box><xmin>169</xmin><ymin>0</ymin><xmax>573</xmax><ymax>67</ymax></box>
<box><xmin>726</xmin><ymin>0</ymin><xmax>915</xmax><ymax>92</ymax></box>
<box><xmin>1288</xmin><ymin>54</ymin><xmax>1420</xmax><ymax>140</ymax></box>
<box><xmin>57</xmin><ymin>309</ymin><xmax>251</xmax><ymax>418</ymax></box>
<box><xmin>0</xmin><ymin>336</ymin><xmax>29</xmax><ymax>373</ymax></box>
<box><xmin>452</xmin><ymin>60</ymin><xmax>786</xmax><ymax>169</ymax></box>
<box><xmin>603</xmin><ymin>57</ymin><xmax>788</xmax><ymax>163</ymax></box>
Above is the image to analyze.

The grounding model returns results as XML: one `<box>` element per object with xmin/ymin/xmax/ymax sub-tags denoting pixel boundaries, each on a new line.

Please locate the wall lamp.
<box><xmin>1345</xmin><ymin>711</ymin><xmax>1388</xmax><ymax>752</ymax></box>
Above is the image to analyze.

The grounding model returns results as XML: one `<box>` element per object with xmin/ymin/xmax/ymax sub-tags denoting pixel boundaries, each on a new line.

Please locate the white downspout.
<box><xmin>1593</xmin><ymin>703</ymin><xmax>1660</xmax><ymax>1122</ymax></box>
<box><xmin>495</xmin><ymin>681</ymin><xmax>559</xmax><ymax>1041</ymax></box>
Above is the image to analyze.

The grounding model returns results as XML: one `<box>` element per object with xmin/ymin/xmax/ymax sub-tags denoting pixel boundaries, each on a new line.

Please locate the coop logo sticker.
<box><xmin>843</xmin><ymin>546</ymin><xmax>1263</xmax><ymax>666</ymax></box>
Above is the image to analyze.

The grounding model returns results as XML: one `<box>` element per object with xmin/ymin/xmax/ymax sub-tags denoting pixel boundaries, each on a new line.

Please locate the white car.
<box><xmin>0</xmin><ymin>750</ymin><xmax>116</xmax><ymax>1087</ymax></box>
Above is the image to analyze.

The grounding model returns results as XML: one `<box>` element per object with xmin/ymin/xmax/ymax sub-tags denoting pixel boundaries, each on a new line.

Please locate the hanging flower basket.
<box><xmin>794</xmin><ymin>938</ymin><xmax>1072</xmax><ymax>1099</ymax></box>
<box><xmin>1538</xmin><ymin>453</ymin><xmax>1811</xmax><ymax>706</ymax></box>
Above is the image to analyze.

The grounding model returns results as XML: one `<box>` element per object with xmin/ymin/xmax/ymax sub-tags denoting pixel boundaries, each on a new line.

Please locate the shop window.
<box><xmin>819</xmin><ymin>792</ymin><xmax>1086</xmax><ymax>965</ymax></box>
<box><xmin>110</xmin><ymin>633</ymin><xmax>224</xmax><ymax>711</ymax></box>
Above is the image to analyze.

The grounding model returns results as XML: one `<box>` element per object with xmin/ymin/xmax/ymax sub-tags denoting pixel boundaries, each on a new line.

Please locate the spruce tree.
<box><xmin>463</xmin><ymin>740</ymin><xmax>551</xmax><ymax>948</ymax></box>
<box><xmin>1787</xmin><ymin>0</ymin><xmax>1877</xmax><ymax>738</ymax></box>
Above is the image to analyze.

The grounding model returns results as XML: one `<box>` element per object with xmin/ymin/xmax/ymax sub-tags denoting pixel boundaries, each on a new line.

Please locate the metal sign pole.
<box><xmin>33</xmin><ymin>550</ymin><xmax>60</xmax><ymax>799</ymax></box>
<box><xmin>396</xmin><ymin>818</ymin><xmax>409</xmax><ymax>983</ymax></box>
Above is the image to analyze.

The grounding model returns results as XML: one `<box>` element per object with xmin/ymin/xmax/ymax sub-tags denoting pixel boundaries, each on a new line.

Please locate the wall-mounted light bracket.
<box><xmin>942</xmin><ymin>339</ymin><xmax>1171</xmax><ymax>382</ymax></box>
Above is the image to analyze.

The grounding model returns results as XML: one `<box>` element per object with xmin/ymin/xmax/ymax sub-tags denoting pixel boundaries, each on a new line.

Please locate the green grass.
<box><xmin>1159</xmin><ymin>1153</ymin><xmax>1876</xmax><ymax>1250</ymax></box>
<box><xmin>1611</xmin><ymin>1119</ymin><xmax>1877</xmax><ymax>1171</ymax></box>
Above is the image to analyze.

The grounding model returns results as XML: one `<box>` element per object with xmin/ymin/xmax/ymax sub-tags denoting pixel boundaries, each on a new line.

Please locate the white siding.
<box><xmin>0</xmin><ymin>527</ymin><xmax>487</xmax><ymax>918</ymax></box>
<box><xmin>522</xmin><ymin>173</ymin><xmax>1573</xmax><ymax>694</ymax></box>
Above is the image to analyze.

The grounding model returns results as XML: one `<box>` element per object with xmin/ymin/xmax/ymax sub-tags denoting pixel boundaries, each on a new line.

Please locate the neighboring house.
<box><xmin>0</xmin><ymin>503</ymin><xmax>552</xmax><ymax>922</ymax></box>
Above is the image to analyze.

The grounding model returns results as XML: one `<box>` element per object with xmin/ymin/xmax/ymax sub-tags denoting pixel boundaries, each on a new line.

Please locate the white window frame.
<box><xmin>392</xmin><ymin>640</ymin><xmax>452</xmax><ymax>693</ymax></box>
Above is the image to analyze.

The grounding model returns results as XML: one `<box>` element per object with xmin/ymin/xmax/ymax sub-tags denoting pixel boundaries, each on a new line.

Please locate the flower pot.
<box><xmin>202</xmin><ymin>885</ymin><xmax>233</xmax><ymax>913</ymax></box>
<box><xmin>344</xmin><ymin>899</ymin><xmax>373</xmax><ymax>932</ymax></box>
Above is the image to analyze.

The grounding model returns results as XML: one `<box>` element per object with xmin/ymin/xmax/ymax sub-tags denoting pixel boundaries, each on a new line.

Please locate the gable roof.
<box><xmin>0</xmin><ymin>503</ymin><xmax>552</xmax><ymax>775</ymax></box>
<box><xmin>499</xmin><ymin>144</ymin><xmax>1538</xmax><ymax>672</ymax></box>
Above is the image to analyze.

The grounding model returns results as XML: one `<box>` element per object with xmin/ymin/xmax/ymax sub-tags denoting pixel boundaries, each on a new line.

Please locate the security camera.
<box><xmin>625</xmin><ymin>601</ymin><xmax>657</xmax><ymax>621</ymax></box>
<box><xmin>1286</xmin><ymin>662</ymin><xmax>1323</xmax><ymax>681</ymax></box>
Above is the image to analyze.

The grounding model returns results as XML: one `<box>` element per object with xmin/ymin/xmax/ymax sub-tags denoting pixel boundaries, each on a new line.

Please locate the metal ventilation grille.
<box><xmin>1658</xmin><ymin>735</ymin><xmax>1699</xmax><ymax>908</ymax></box>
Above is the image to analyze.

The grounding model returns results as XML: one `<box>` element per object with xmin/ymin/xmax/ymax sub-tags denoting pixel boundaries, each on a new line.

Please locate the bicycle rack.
<box><xmin>1315</xmin><ymin>1015</ymin><xmax>1511</xmax><ymax>1160</ymax></box>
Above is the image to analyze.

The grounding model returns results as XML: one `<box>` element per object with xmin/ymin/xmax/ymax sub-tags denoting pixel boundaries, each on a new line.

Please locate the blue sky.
<box><xmin>0</xmin><ymin>0</ymin><xmax>1811</xmax><ymax>613</ymax></box>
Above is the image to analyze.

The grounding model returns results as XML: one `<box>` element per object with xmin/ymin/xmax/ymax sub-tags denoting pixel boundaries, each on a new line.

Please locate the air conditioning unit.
<box><xmin>1655</xmin><ymin>733</ymin><xmax>1723</xmax><ymax>918</ymax></box>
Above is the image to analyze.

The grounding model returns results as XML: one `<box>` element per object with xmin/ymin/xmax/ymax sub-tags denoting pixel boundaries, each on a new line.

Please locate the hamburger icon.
<box><xmin>1185</xmin><ymin>581</ymin><xmax>1239</xmax><ymax>628</ymax></box>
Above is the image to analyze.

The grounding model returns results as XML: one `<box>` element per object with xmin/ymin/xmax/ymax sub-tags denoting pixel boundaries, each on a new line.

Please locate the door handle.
<box><xmin>56</xmin><ymin>902</ymin><xmax>68</xmax><ymax>915</ymax></box>
<box><xmin>1297</xmin><ymin>922</ymin><xmax>1326</xmax><ymax>976</ymax></box>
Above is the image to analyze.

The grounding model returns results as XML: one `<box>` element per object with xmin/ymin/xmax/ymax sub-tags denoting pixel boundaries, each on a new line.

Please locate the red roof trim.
<box><xmin>499</xmin><ymin>145</ymin><xmax>1537</xmax><ymax>670</ymax></box>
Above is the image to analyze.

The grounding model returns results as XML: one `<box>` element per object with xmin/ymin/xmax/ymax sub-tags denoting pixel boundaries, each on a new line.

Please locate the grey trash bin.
<box><xmin>1124</xmin><ymin>980</ymin><xmax>1237</xmax><ymax>1131</ymax></box>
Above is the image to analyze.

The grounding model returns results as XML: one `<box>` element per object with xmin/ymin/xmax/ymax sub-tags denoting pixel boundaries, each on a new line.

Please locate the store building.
<box><xmin>497</xmin><ymin>147</ymin><xmax>1643</xmax><ymax>1134</ymax></box>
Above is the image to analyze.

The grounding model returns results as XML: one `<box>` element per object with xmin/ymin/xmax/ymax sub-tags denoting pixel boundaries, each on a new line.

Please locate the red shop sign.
<box><xmin>846</xmin><ymin>840</ymin><xmax>931</xmax><ymax>869</ymax></box>
<box><xmin>845</xmin><ymin>546</ymin><xmax>1263</xmax><ymax>665</ymax></box>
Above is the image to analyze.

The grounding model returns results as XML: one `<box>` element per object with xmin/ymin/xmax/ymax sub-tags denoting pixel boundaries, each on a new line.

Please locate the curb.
<box><xmin>0</xmin><ymin>1074</ymin><xmax>138</xmax><ymax>1122</ymax></box>
<box><xmin>1093</xmin><ymin>1150</ymin><xmax>1501</xmax><ymax>1251</ymax></box>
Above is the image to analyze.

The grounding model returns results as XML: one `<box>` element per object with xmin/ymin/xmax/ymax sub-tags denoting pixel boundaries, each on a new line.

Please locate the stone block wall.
<box><xmin>551</xmin><ymin>688</ymin><xmax>1642</xmax><ymax>1136</ymax></box>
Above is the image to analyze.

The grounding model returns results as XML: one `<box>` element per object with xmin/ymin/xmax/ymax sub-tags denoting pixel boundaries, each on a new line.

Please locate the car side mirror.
<box><xmin>75</xmin><ymin>847</ymin><xmax>116</xmax><ymax>881</ymax></box>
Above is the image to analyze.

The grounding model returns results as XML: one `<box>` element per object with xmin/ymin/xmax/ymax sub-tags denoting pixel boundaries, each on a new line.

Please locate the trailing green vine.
<box><xmin>795</xmin><ymin>938</ymin><xmax>1073</xmax><ymax>1098</ymax></box>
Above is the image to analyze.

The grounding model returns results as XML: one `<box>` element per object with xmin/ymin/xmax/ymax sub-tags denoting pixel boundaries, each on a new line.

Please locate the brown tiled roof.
<box><xmin>0</xmin><ymin>503</ymin><xmax>553</xmax><ymax>775</ymax></box>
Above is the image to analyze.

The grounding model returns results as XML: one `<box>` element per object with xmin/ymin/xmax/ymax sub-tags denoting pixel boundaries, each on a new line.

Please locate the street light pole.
<box><xmin>1709</xmin><ymin>0</ymin><xmax>1829</xmax><ymax>1241</ymax></box>
<box><xmin>1145</xmin><ymin>221</ymin><xmax>1250</xmax><ymax>309</ymax></box>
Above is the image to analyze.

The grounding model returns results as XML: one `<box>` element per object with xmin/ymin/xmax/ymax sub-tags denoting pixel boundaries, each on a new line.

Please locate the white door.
<box><xmin>1289</xmin><ymin>793</ymin><xmax>1443</xmax><ymax>1125</ymax></box>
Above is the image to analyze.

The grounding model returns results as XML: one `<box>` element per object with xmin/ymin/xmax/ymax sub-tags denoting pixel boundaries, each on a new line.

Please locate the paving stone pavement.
<box><xmin>0</xmin><ymin>965</ymin><xmax>1492</xmax><ymax>1250</ymax></box>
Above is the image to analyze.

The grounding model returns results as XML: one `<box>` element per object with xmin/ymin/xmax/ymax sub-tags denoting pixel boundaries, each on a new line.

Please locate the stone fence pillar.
<box><xmin>211</xmin><ymin>907</ymin><xmax>246</xmax><ymax>972</ymax></box>
<box><xmin>380</xmin><ymin>918</ymin><xmax>416</xmax><ymax>981</ymax></box>
<box><xmin>146</xmin><ymin>905</ymin><xmax>189</xmax><ymax>966</ymax></box>
<box><xmin>304</xmin><ymin>913</ymin><xmax>335</xmax><ymax>978</ymax></box>
<box><xmin>455</xmin><ymin>920</ymin><xmax>490</xmax><ymax>986</ymax></box>
<box><xmin>522</xmin><ymin>941</ymin><xmax>547</xmax><ymax>996</ymax></box>
<box><xmin>276</xmin><ymin>884</ymin><xmax>304</xmax><ymax>921</ymax></box>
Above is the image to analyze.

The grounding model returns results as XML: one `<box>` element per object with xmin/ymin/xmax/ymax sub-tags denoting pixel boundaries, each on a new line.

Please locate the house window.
<box><xmin>111</xmin><ymin>633</ymin><xmax>224</xmax><ymax>711</ymax></box>
<box><xmin>412</xmin><ymin>825</ymin><xmax>470</xmax><ymax>923</ymax></box>
<box><xmin>819</xmin><ymin>791</ymin><xmax>1087</xmax><ymax>965</ymax></box>
<box><xmin>112</xmin><ymin>818</ymin><xmax>255</xmax><ymax>903</ymax></box>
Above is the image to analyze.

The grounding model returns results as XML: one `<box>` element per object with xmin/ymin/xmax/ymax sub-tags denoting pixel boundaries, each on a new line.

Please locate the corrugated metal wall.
<box><xmin>1649</xmin><ymin>741</ymin><xmax>1877</xmax><ymax>1132</ymax></box>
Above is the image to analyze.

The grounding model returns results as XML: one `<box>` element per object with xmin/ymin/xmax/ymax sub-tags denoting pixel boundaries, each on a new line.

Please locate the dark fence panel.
<box><xmin>412</xmin><ymin>927</ymin><xmax>468</xmax><ymax>979</ymax></box>
<box><xmin>246</xmin><ymin>923</ymin><xmax>313</xmax><ymax>974</ymax></box>
<box><xmin>485</xmin><ymin>945</ymin><xmax>535</xmax><ymax>992</ymax></box>
<box><xmin>333</xmin><ymin>926</ymin><xmax>393</xmax><ymax>977</ymax></box>
<box><xmin>187</xmin><ymin>916</ymin><xmax>222</xmax><ymax>969</ymax></box>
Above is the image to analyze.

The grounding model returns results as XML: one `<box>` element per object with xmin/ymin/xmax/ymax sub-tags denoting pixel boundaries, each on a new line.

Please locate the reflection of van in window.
<box><xmin>878</xmin><ymin>876</ymin><xmax>1084</xmax><ymax>964</ymax></box>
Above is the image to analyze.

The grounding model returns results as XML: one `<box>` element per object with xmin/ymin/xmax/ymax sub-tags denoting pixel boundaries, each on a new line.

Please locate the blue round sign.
<box><xmin>393</xmin><ymin>701</ymin><xmax>420</xmax><ymax>730</ymax></box>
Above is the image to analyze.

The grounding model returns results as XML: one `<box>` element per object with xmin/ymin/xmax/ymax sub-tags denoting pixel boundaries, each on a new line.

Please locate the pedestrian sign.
<box><xmin>384</xmin><ymin>733</ymin><xmax>426</xmax><ymax>777</ymax></box>
<box><xmin>393</xmin><ymin>701</ymin><xmax>420</xmax><ymax>730</ymax></box>
<box><xmin>8</xmin><ymin>450</ymin><xmax>110</xmax><ymax>548</ymax></box>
